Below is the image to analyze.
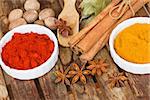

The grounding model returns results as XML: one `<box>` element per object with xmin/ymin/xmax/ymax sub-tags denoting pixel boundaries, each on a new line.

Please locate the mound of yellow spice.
<box><xmin>114</xmin><ymin>23</ymin><xmax>150</xmax><ymax>64</ymax></box>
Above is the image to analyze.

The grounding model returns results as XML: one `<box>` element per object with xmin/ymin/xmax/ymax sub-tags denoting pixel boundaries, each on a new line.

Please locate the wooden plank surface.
<box><xmin>95</xmin><ymin>48</ymin><xmax>136</xmax><ymax>100</ymax></box>
<box><xmin>0</xmin><ymin>0</ymin><xmax>61</xmax><ymax>100</ymax></box>
<box><xmin>0</xmin><ymin>68</ymin><xmax>9</xmax><ymax>100</ymax></box>
<box><xmin>125</xmin><ymin>7</ymin><xmax>150</xmax><ymax>100</ymax></box>
<box><xmin>0</xmin><ymin>0</ymin><xmax>150</xmax><ymax>100</ymax></box>
<box><xmin>3</xmin><ymin>72</ymin><xmax>41</xmax><ymax>100</ymax></box>
<box><xmin>38</xmin><ymin>60</ymin><xmax>69</xmax><ymax>100</ymax></box>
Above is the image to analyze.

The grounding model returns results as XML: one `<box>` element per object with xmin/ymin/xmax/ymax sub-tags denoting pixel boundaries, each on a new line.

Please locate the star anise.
<box><xmin>55</xmin><ymin>18</ymin><xmax>73</xmax><ymax>37</ymax></box>
<box><xmin>87</xmin><ymin>59</ymin><xmax>109</xmax><ymax>76</ymax></box>
<box><xmin>54</xmin><ymin>65</ymin><xmax>71</xmax><ymax>86</ymax></box>
<box><xmin>107</xmin><ymin>72</ymin><xmax>128</xmax><ymax>88</ymax></box>
<box><xmin>67</xmin><ymin>63</ymin><xmax>91</xmax><ymax>84</ymax></box>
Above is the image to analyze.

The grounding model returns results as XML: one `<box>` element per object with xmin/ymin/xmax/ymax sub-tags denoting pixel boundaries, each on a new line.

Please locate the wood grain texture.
<box><xmin>125</xmin><ymin>7</ymin><xmax>150</xmax><ymax>100</ymax></box>
<box><xmin>95</xmin><ymin>48</ymin><xmax>136</xmax><ymax>100</ymax></box>
<box><xmin>0</xmin><ymin>68</ymin><xmax>9</xmax><ymax>100</ymax></box>
<box><xmin>38</xmin><ymin>60</ymin><xmax>70</xmax><ymax>100</ymax></box>
<box><xmin>0</xmin><ymin>0</ymin><xmax>25</xmax><ymax>17</ymax></box>
<box><xmin>0</xmin><ymin>0</ymin><xmax>43</xmax><ymax>99</ymax></box>
<box><xmin>3</xmin><ymin>72</ymin><xmax>40</xmax><ymax>100</ymax></box>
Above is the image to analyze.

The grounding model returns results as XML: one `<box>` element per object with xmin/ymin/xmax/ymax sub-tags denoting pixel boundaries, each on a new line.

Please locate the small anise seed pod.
<box><xmin>55</xmin><ymin>71</ymin><xmax>62</xmax><ymax>76</ymax></box>
<box><xmin>87</xmin><ymin>65</ymin><xmax>95</xmax><ymax>70</ymax></box>
<box><xmin>66</xmin><ymin>74</ymin><xmax>74</xmax><ymax>78</ymax></box>
<box><xmin>55</xmin><ymin>77</ymin><xmax>62</xmax><ymax>83</ymax></box>
<box><xmin>97</xmin><ymin>69</ymin><xmax>102</xmax><ymax>76</ymax></box>
<box><xmin>101</xmin><ymin>67</ymin><xmax>107</xmax><ymax>72</ymax></box>
<box><xmin>109</xmin><ymin>81</ymin><xmax>116</xmax><ymax>88</ymax></box>
<box><xmin>91</xmin><ymin>68</ymin><xmax>97</xmax><ymax>75</ymax></box>
<box><xmin>83</xmin><ymin>70</ymin><xmax>91</xmax><ymax>75</ymax></box>
<box><xmin>72</xmin><ymin>75</ymin><xmax>79</xmax><ymax>84</ymax></box>
<box><xmin>72</xmin><ymin>63</ymin><xmax>80</xmax><ymax>71</ymax></box>
<box><xmin>69</xmin><ymin>71</ymin><xmax>77</xmax><ymax>75</ymax></box>
<box><xmin>119</xmin><ymin>76</ymin><xmax>128</xmax><ymax>80</ymax></box>
<box><xmin>65</xmin><ymin>78</ymin><xmax>71</xmax><ymax>86</ymax></box>
<box><xmin>116</xmin><ymin>81</ymin><xmax>120</xmax><ymax>87</ymax></box>
<box><xmin>80</xmin><ymin>75</ymin><xmax>86</xmax><ymax>84</ymax></box>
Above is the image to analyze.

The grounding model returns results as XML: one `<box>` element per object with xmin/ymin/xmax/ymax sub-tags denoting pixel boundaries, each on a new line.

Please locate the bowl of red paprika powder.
<box><xmin>0</xmin><ymin>24</ymin><xmax>59</xmax><ymax>80</ymax></box>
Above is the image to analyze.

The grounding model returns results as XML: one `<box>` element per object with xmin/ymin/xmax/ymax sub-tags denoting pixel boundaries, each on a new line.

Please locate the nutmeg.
<box><xmin>44</xmin><ymin>17</ymin><xmax>57</xmax><ymax>30</ymax></box>
<box><xmin>24</xmin><ymin>0</ymin><xmax>40</xmax><ymax>11</ymax></box>
<box><xmin>8</xmin><ymin>9</ymin><xmax>23</xmax><ymax>22</ymax></box>
<box><xmin>39</xmin><ymin>8</ymin><xmax>55</xmax><ymax>20</ymax></box>
<box><xmin>23</xmin><ymin>10</ymin><xmax>38</xmax><ymax>23</ymax></box>
<box><xmin>34</xmin><ymin>20</ymin><xmax>45</xmax><ymax>26</ymax></box>
<box><xmin>9</xmin><ymin>18</ymin><xmax>27</xmax><ymax>30</ymax></box>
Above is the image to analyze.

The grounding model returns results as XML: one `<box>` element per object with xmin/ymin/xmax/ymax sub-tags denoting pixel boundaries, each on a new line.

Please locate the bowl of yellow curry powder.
<box><xmin>109</xmin><ymin>17</ymin><xmax>150</xmax><ymax>74</ymax></box>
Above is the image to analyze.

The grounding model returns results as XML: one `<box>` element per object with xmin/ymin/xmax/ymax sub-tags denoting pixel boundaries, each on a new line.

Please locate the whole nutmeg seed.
<box><xmin>23</xmin><ymin>10</ymin><xmax>38</xmax><ymax>23</ymax></box>
<box><xmin>8</xmin><ymin>9</ymin><xmax>23</xmax><ymax>22</ymax></box>
<box><xmin>39</xmin><ymin>8</ymin><xmax>55</xmax><ymax>20</ymax></box>
<box><xmin>34</xmin><ymin>20</ymin><xmax>45</xmax><ymax>26</ymax></box>
<box><xmin>44</xmin><ymin>17</ymin><xmax>57</xmax><ymax>30</ymax></box>
<box><xmin>24</xmin><ymin>0</ymin><xmax>40</xmax><ymax>11</ymax></box>
<box><xmin>9</xmin><ymin>18</ymin><xmax>27</xmax><ymax>30</ymax></box>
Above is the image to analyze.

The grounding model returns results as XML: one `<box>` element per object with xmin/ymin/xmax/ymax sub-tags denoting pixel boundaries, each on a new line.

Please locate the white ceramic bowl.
<box><xmin>0</xmin><ymin>24</ymin><xmax>59</xmax><ymax>80</ymax></box>
<box><xmin>109</xmin><ymin>17</ymin><xmax>150</xmax><ymax>74</ymax></box>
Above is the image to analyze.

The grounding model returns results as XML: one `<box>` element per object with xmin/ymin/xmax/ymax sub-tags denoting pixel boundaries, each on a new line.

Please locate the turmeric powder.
<box><xmin>114</xmin><ymin>23</ymin><xmax>150</xmax><ymax>64</ymax></box>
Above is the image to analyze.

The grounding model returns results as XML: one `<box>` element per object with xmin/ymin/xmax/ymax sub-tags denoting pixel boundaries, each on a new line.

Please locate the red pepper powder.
<box><xmin>2</xmin><ymin>32</ymin><xmax>54</xmax><ymax>70</ymax></box>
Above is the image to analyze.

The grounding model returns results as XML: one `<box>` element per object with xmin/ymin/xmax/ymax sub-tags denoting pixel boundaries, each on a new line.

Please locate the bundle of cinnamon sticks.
<box><xmin>148</xmin><ymin>1</ymin><xmax>150</xmax><ymax>8</ymax></box>
<box><xmin>69</xmin><ymin>0</ymin><xmax>150</xmax><ymax>62</ymax></box>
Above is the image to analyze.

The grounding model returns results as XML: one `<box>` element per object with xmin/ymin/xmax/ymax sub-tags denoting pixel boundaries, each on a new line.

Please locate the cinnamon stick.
<box><xmin>79</xmin><ymin>27</ymin><xmax>112</xmax><ymax>62</ymax></box>
<box><xmin>75</xmin><ymin>0</ymin><xmax>137</xmax><ymax>53</ymax></box>
<box><xmin>69</xmin><ymin>0</ymin><xmax>122</xmax><ymax>48</ymax></box>
<box><xmin>0</xmin><ymin>31</ymin><xmax>2</xmax><ymax>39</ymax></box>
<box><xmin>58</xmin><ymin>0</ymin><xmax>64</xmax><ymax>9</ymax></box>
<box><xmin>79</xmin><ymin>0</ymin><xmax>150</xmax><ymax>61</ymax></box>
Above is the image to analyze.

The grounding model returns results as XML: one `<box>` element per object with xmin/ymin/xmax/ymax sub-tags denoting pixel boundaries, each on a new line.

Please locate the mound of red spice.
<box><xmin>2</xmin><ymin>32</ymin><xmax>54</xmax><ymax>70</ymax></box>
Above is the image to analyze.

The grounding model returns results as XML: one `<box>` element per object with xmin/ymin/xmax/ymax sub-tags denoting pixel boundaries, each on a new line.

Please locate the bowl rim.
<box><xmin>109</xmin><ymin>17</ymin><xmax>150</xmax><ymax>74</ymax></box>
<box><xmin>0</xmin><ymin>24</ymin><xmax>58</xmax><ymax>72</ymax></box>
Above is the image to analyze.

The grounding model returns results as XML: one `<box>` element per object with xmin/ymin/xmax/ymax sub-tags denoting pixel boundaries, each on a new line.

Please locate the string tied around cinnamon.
<box><xmin>109</xmin><ymin>0</ymin><xmax>135</xmax><ymax>19</ymax></box>
<box><xmin>141</xmin><ymin>0</ymin><xmax>150</xmax><ymax>17</ymax></box>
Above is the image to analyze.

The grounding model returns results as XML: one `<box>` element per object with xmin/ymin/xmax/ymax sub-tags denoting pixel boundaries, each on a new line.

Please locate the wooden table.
<box><xmin>0</xmin><ymin>0</ymin><xmax>150</xmax><ymax>100</ymax></box>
